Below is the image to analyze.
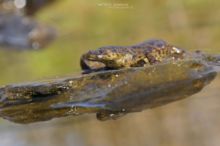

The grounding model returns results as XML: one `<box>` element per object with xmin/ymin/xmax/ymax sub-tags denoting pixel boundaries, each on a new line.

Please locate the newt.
<box><xmin>80</xmin><ymin>39</ymin><xmax>186</xmax><ymax>73</ymax></box>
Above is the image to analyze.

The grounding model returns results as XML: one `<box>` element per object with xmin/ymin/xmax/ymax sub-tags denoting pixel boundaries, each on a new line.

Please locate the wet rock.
<box><xmin>0</xmin><ymin>59</ymin><xmax>217</xmax><ymax>124</ymax></box>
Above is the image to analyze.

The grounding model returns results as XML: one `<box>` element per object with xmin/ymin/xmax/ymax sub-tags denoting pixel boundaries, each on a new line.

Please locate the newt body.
<box><xmin>81</xmin><ymin>39</ymin><xmax>185</xmax><ymax>72</ymax></box>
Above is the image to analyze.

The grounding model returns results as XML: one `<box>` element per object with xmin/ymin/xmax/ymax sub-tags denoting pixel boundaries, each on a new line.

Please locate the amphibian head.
<box><xmin>81</xmin><ymin>39</ymin><xmax>185</xmax><ymax>73</ymax></box>
<box><xmin>81</xmin><ymin>46</ymin><xmax>139</xmax><ymax>70</ymax></box>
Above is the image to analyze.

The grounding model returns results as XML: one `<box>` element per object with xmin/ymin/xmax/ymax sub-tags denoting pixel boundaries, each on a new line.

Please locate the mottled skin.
<box><xmin>81</xmin><ymin>39</ymin><xmax>185</xmax><ymax>73</ymax></box>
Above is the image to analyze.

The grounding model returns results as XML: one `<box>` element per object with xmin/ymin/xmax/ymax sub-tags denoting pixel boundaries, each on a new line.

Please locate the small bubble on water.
<box><xmin>67</xmin><ymin>106</ymin><xmax>79</xmax><ymax>115</ymax></box>
<box><xmin>73</xmin><ymin>106</ymin><xmax>79</xmax><ymax>115</ymax></box>
<box><xmin>69</xmin><ymin>80</ymin><xmax>73</xmax><ymax>85</ymax></box>
<box><xmin>110</xmin><ymin>114</ymin><xmax>115</xmax><ymax>117</ymax></box>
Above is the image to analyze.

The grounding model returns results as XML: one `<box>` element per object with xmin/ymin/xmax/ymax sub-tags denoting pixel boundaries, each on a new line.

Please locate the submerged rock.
<box><xmin>0</xmin><ymin>59</ymin><xmax>217</xmax><ymax>124</ymax></box>
<box><xmin>0</xmin><ymin>11</ymin><xmax>55</xmax><ymax>50</ymax></box>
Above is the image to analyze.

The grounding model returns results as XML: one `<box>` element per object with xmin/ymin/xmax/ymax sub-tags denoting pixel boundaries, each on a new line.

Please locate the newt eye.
<box><xmin>136</xmin><ymin>60</ymin><xmax>147</xmax><ymax>66</ymax></box>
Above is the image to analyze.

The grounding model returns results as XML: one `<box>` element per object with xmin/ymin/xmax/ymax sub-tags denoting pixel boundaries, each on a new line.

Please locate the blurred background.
<box><xmin>0</xmin><ymin>0</ymin><xmax>220</xmax><ymax>146</ymax></box>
